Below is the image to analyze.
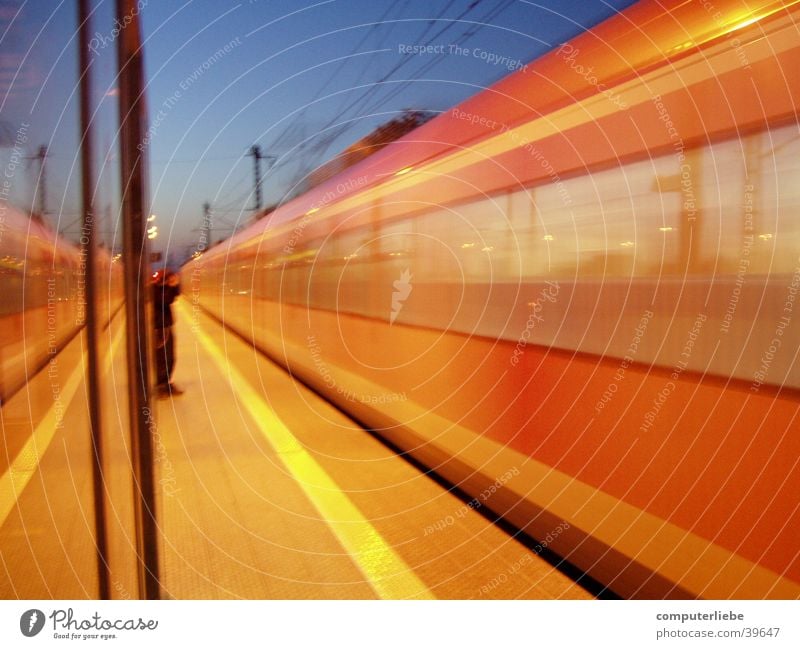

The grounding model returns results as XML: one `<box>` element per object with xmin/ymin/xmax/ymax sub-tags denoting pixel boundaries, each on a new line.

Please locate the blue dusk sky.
<box><xmin>138</xmin><ymin>0</ymin><xmax>637</xmax><ymax>263</ymax></box>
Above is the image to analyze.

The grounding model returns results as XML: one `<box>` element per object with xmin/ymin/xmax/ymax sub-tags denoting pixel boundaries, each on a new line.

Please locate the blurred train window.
<box><xmin>462</xmin><ymin>195</ymin><xmax>510</xmax><ymax>284</ymax></box>
<box><xmin>335</xmin><ymin>225</ymin><xmax>366</xmax><ymax>264</ymax></box>
<box><xmin>712</xmin><ymin>124</ymin><xmax>800</xmax><ymax>276</ymax></box>
<box><xmin>259</xmin><ymin>249</ymin><xmax>281</xmax><ymax>300</ymax></box>
<box><xmin>313</xmin><ymin>228</ymin><xmax>341</xmax><ymax>265</ymax></box>
<box><xmin>24</xmin><ymin>238</ymin><xmax>47</xmax><ymax>309</ymax></box>
<box><xmin>232</xmin><ymin>251</ymin><xmax>253</xmax><ymax>295</ymax></box>
<box><xmin>0</xmin><ymin>229</ymin><xmax>25</xmax><ymax>315</ymax></box>
<box><xmin>514</xmin><ymin>126</ymin><xmax>800</xmax><ymax>282</ymax></box>
<box><xmin>507</xmin><ymin>187</ymin><xmax>544</xmax><ymax>279</ymax></box>
<box><xmin>764</xmin><ymin>125</ymin><xmax>800</xmax><ymax>274</ymax></box>
<box><xmin>414</xmin><ymin>206</ymin><xmax>469</xmax><ymax>283</ymax></box>
<box><xmin>263</xmin><ymin>121</ymin><xmax>800</xmax><ymax>318</ymax></box>
<box><xmin>252</xmin><ymin>245</ymin><xmax>269</xmax><ymax>299</ymax></box>
<box><xmin>378</xmin><ymin>217</ymin><xmax>414</xmax><ymax>261</ymax></box>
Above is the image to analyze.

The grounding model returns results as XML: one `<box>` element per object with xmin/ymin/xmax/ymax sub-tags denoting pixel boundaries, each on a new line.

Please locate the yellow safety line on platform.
<box><xmin>185</xmin><ymin>304</ymin><xmax>435</xmax><ymax>600</ymax></box>
<box><xmin>0</xmin><ymin>324</ymin><xmax>125</xmax><ymax>528</ymax></box>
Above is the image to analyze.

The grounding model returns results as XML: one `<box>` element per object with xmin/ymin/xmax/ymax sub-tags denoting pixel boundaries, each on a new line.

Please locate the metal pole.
<box><xmin>203</xmin><ymin>201</ymin><xmax>211</xmax><ymax>250</ymax></box>
<box><xmin>249</xmin><ymin>144</ymin><xmax>262</xmax><ymax>211</ymax></box>
<box><xmin>77</xmin><ymin>0</ymin><xmax>110</xmax><ymax>600</ymax></box>
<box><xmin>116</xmin><ymin>0</ymin><xmax>160</xmax><ymax>600</ymax></box>
<box><xmin>37</xmin><ymin>145</ymin><xmax>47</xmax><ymax>216</ymax></box>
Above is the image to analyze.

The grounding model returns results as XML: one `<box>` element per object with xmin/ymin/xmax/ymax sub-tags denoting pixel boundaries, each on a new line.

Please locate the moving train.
<box><xmin>0</xmin><ymin>0</ymin><xmax>142</xmax><ymax>600</ymax></box>
<box><xmin>186</xmin><ymin>0</ymin><xmax>800</xmax><ymax>598</ymax></box>
<box><xmin>0</xmin><ymin>204</ymin><xmax>122</xmax><ymax>404</ymax></box>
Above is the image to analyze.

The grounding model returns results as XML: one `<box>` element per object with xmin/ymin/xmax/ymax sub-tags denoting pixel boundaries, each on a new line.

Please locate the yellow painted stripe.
<box><xmin>0</xmin><ymin>324</ymin><xmax>124</xmax><ymax>527</ymax></box>
<box><xmin>184</xmin><ymin>303</ymin><xmax>434</xmax><ymax>600</ymax></box>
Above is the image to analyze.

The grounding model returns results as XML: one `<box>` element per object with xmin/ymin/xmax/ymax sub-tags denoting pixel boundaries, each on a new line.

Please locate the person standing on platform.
<box><xmin>153</xmin><ymin>269</ymin><xmax>184</xmax><ymax>396</ymax></box>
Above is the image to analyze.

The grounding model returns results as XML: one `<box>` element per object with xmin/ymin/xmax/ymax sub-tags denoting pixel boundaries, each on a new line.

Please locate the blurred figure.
<box><xmin>153</xmin><ymin>269</ymin><xmax>183</xmax><ymax>396</ymax></box>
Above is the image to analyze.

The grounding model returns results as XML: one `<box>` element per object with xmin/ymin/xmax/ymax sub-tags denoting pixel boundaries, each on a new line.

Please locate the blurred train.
<box><xmin>187</xmin><ymin>0</ymin><xmax>800</xmax><ymax>598</ymax></box>
<box><xmin>0</xmin><ymin>204</ymin><xmax>122</xmax><ymax>404</ymax></box>
<box><xmin>0</xmin><ymin>0</ymin><xmax>148</xmax><ymax>600</ymax></box>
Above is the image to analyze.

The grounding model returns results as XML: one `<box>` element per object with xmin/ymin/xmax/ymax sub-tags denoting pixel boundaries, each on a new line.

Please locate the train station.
<box><xmin>1</xmin><ymin>0</ymin><xmax>799</xmax><ymax>643</ymax></box>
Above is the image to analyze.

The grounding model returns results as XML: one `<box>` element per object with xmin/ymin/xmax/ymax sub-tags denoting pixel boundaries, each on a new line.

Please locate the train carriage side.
<box><xmin>186</xmin><ymin>0</ymin><xmax>800</xmax><ymax>598</ymax></box>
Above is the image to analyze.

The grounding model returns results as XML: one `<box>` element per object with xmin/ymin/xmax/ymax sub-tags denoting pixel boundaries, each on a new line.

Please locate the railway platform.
<box><xmin>0</xmin><ymin>299</ymin><xmax>592</xmax><ymax>600</ymax></box>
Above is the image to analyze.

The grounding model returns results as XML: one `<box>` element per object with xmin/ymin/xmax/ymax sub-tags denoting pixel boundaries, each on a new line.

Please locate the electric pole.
<box><xmin>202</xmin><ymin>201</ymin><xmax>211</xmax><ymax>251</ymax></box>
<box><xmin>248</xmin><ymin>144</ymin><xmax>263</xmax><ymax>212</ymax></box>
<box><xmin>36</xmin><ymin>145</ymin><xmax>47</xmax><ymax>216</ymax></box>
<box><xmin>27</xmin><ymin>145</ymin><xmax>48</xmax><ymax>217</ymax></box>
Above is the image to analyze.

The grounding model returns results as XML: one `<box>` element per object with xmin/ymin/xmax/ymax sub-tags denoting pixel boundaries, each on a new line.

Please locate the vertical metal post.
<box><xmin>116</xmin><ymin>0</ymin><xmax>160</xmax><ymax>600</ymax></box>
<box><xmin>249</xmin><ymin>144</ymin><xmax>262</xmax><ymax>211</ymax></box>
<box><xmin>77</xmin><ymin>0</ymin><xmax>110</xmax><ymax>600</ymax></box>
<box><xmin>36</xmin><ymin>145</ymin><xmax>48</xmax><ymax>217</ymax></box>
<box><xmin>203</xmin><ymin>201</ymin><xmax>211</xmax><ymax>251</ymax></box>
